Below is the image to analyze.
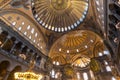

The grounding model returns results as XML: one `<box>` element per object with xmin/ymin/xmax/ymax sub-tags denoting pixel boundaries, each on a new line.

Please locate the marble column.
<box><xmin>1</xmin><ymin>35</ymin><xmax>11</xmax><ymax>48</ymax></box>
<box><xmin>40</xmin><ymin>58</ymin><xmax>46</xmax><ymax>70</ymax></box>
<box><xmin>10</xmin><ymin>40</ymin><xmax>18</xmax><ymax>53</ymax></box>
<box><xmin>3</xmin><ymin>70</ymin><xmax>10</xmax><ymax>80</ymax></box>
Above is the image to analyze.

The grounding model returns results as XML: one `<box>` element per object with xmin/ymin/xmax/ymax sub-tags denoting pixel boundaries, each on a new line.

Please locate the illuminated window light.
<box><xmin>29</xmin><ymin>36</ymin><xmax>32</xmax><ymax>39</ymax></box>
<box><xmin>65</xmin><ymin>27</ymin><xmax>67</xmax><ymax>31</ymax></box>
<box><xmin>45</xmin><ymin>24</ymin><xmax>48</xmax><ymax>28</ymax></box>
<box><xmin>39</xmin><ymin>20</ymin><xmax>43</xmax><ymax>24</ymax></box>
<box><xmin>97</xmin><ymin>8</ymin><xmax>100</xmax><ymax>11</ymax></box>
<box><xmin>83</xmin><ymin>72</ymin><xmax>88</xmax><ymax>80</ymax></box>
<box><xmin>24</xmin><ymin>32</ymin><xmax>27</xmax><ymax>35</ymax></box>
<box><xmin>32</xmin><ymin>2</ymin><xmax>35</xmax><ymax>6</ymax></box>
<box><xmin>56</xmin><ymin>62</ymin><xmax>60</xmax><ymax>65</ymax></box>
<box><xmin>85</xmin><ymin>45</ymin><xmax>88</xmax><ymax>48</ymax></box>
<box><xmin>112</xmin><ymin>77</ymin><xmax>116</xmax><ymax>80</ymax></box>
<box><xmin>35</xmin><ymin>14</ymin><xmax>38</xmax><ymax>18</ymax></box>
<box><xmin>90</xmin><ymin>70</ymin><xmax>95</xmax><ymax>79</ymax></box>
<box><xmin>27</xmin><ymin>25</ymin><xmax>31</xmax><ymax>30</ymax></box>
<box><xmin>104</xmin><ymin>61</ymin><xmax>108</xmax><ymax>65</ymax></box>
<box><xmin>103</xmin><ymin>50</ymin><xmax>110</xmax><ymax>55</ymax></box>
<box><xmin>33</xmin><ymin>40</ymin><xmax>36</xmax><ymax>43</ymax></box>
<box><xmin>90</xmin><ymin>40</ymin><xmax>94</xmax><ymax>43</ymax></box>
<box><xmin>74</xmin><ymin>23</ymin><xmax>77</xmax><ymax>27</ymax></box>
<box><xmin>82</xmin><ymin>15</ymin><xmax>85</xmax><ymax>19</ymax></box>
<box><xmin>98</xmin><ymin>52</ymin><xmax>103</xmax><ymax>56</ymax></box>
<box><xmin>52</xmin><ymin>27</ymin><xmax>54</xmax><ymax>30</ymax></box>
<box><xmin>96</xmin><ymin>1</ymin><xmax>99</xmax><ymax>5</ymax></box>
<box><xmin>55</xmin><ymin>28</ymin><xmax>57</xmax><ymax>32</ymax></box>
<box><xmin>51</xmin><ymin>69</ymin><xmax>55</xmax><ymax>78</ymax></box>
<box><xmin>37</xmin><ymin>18</ymin><xmax>40</xmax><ymax>21</ymax></box>
<box><xmin>59</xmin><ymin>48</ymin><xmax>62</xmax><ymax>52</ymax></box>
<box><xmin>77</xmin><ymin>20</ymin><xmax>80</xmax><ymax>24</ymax></box>
<box><xmin>77</xmin><ymin>72</ymin><xmax>80</xmax><ymax>79</ymax></box>
<box><xmin>35</xmin><ymin>33</ymin><xmax>38</xmax><ymax>37</ymax></box>
<box><xmin>58</xmin><ymin>28</ymin><xmax>61</xmax><ymax>32</ymax></box>
<box><xmin>22</xmin><ymin>22</ymin><xmax>25</xmax><ymax>25</ymax></box>
<box><xmin>71</xmin><ymin>25</ymin><xmax>74</xmax><ymax>29</ymax></box>
<box><xmin>31</xmin><ymin>28</ymin><xmax>34</xmax><ymax>34</ymax></box>
<box><xmin>68</xmin><ymin>26</ymin><xmax>71</xmax><ymax>30</ymax></box>
<box><xmin>18</xmin><ymin>27</ymin><xmax>22</xmax><ymax>31</ymax></box>
<box><xmin>42</xmin><ymin>23</ymin><xmax>45</xmax><ymax>26</ymax></box>
<box><xmin>80</xmin><ymin>18</ymin><xmax>83</xmax><ymax>22</ymax></box>
<box><xmin>67</xmin><ymin>50</ymin><xmax>70</xmax><ymax>53</ymax></box>
<box><xmin>106</xmin><ymin>66</ymin><xmax>112</xmax><ymax>72</ymax></box>
<box><xmin>48</xmin><ymin>26</ymin><xmax>51</xmax><ymax>29</ymax></box>
<box><xmin>40</xmin><ymin>46</ymin><xmax>43</xmax><ymax>49</ymax></box>
<box><xmin>61</xmin><ymin>28</ymin><xmax>64</xmax><ymax>32</ymax></box>
<box><xmin>76</xmin><ymin>49</ymin><xmax>79</xmax><ymax>52</ymax></box>
<box><xmin>12</xmin><ymin>21</ymin><xmax>16</xmax><ymax>26</ymax></box>
<box><xmin>53</xmin><ymin>61</ymin><xmax>56</xmax><ymax>64</ymax></box>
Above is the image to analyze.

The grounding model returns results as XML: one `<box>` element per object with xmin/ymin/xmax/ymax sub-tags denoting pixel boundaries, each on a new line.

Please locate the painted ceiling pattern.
<box><xmin>0</xmin><ymin>0</ymin><xmax>107</xmax><ymax>69</ymax></box>
<box><xmin>31</xmin><ymin>0</ymin><xmax>89</xmax><ymax>32</ymax></box>
<box><xmin>49</xmin><ymin>30</ymin><xmax>106</xmax><ymax>68</ymax></box>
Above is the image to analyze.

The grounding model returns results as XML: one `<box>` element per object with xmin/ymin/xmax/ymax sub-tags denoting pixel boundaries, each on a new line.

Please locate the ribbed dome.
<box><xmin>50</xmin><ymin>31</ymin><xmax>96</xmax><ymax>54</ymax></box>
<box><xmin>31</xmin><ymin>0</ymin><xmax>89</xmax><ymax>32</ymax></box>
<box><xmin>72</xmin><ymin>57</ymin><xmax>90</xmax><ymax>68</ymax></box>
<box><xmin>52</xmin><ymin>55</ymin><xmax>67</xmax><ymax>65</ymax></box>
<box><xmin>49</xmin><ymin>30</ymin><xmax>106</xmax><ymax>67</ymax></box>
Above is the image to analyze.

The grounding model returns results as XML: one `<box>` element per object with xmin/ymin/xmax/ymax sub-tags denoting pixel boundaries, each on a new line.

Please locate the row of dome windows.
<box><xmin>12</xmin><ymin>21</ymin><xmax>38</xmax><ymax>37</ymax></box>
<box><xmin>11</xmin><ymin>21</ymin><xmax>43</xmax><ymax>49</ymax></box>
<box><xmin>95</xmin><ymin>0</ymin><xmax>105</xmax><ymax>29</ymax></box>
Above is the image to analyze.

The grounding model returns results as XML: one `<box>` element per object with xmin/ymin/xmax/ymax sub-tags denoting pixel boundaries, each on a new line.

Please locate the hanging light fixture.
<box><xmin>14</xmin><ymin>60</ymin><xmax>43</xmax><ymax>80</ymax></box>
<box><xmin>14</xmin><ymin>72</ymin><xmax>42</xmax><ymax>80</ymax></box>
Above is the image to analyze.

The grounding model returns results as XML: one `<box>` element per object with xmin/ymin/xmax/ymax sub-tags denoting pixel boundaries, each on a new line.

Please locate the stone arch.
<box><xmin>0</xmin><ymin>9</ymin><xmax>47</xmax><ymax>55</ymax></box>
<box><xmin>7</xmin><ymin>65</ymin><xmax>22</xmax><ymax>80</ymax></box>
<box><xmin>12</xmin><ymin>42</ymin><xmax>23</xmax><ymax>56</ymax></box>
<box><xmin>0</xmin><ymin>60</ymin><xmax>10</xmax><ymax>79</ymax></box>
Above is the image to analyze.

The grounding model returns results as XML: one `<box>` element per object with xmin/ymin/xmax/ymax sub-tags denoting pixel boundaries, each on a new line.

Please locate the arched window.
<box><xmin>83</xmin><ymin>72</ymin><xmax>88</xmax><ymax>80</ymax></box>
<box><xmin>98</xmin><ymin>52</ymin><xmax>103</xmax><ymax>56</ymax></box>
<box><xmin>104</xmin><ymin>60</ymin><xmax>112</xmax><ymax>72</ymax></box>
<box><xmin>89</xmin><ymin>70</ymin><xmax>95</xmax><ymax>80</ymax></box>
<box><xmin>106</xmin><ymin>66</ymin><xmax>112</xmax><ymax>72</ymax></box>
<box><xmin>76</xmin><ymin>72</ymin><xmax>80</xmax><ymax>80</ymax></box>
<box><xmin>50</xmin><ymin>69</ymin><xmax>55</xmax><ymax>78</ymax></box>
<box><xmin>112</xmin><ymin>77</ymin><xmax>116</xmax><ymax>80</ymax></box>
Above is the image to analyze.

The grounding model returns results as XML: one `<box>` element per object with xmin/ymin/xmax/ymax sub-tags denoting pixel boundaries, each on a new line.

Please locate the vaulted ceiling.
<box><xmin>49</xmin><ymin>30</ymin><xmax>107</xmax><ymax>68</ymax></box>
<box><xmin>0</xmin><ymin>0</ymin><xmax>106</xmax><ymax>67</ymax></box>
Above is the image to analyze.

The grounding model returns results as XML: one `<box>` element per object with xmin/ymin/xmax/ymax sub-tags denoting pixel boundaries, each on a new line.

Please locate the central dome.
<box><xmin>51</xmin><ymin>0</ymin><xmax>70</xmax><ymax>10</ymax></box>
<box><xmin>31</xmin><ymin>0</ymin><xmax>89</xmax><ymax>32</ymax></box>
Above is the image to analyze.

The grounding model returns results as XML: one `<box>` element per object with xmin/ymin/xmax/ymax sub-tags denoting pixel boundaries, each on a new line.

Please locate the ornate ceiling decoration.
<box><xmin>49</xmin><ymin>30</ymin><xmax>106</xmax><ymax>68</ymax></box>
<box><xmin>72</xmin><ymin>56</ymin><xmax>90</xmax><ymax>68</ymax></box>
<box><xmin>0</xmin><ymin>9</ymin><xmax>47</xmax><ymax>55</ymax></box>
<box><xmin>31</xmin><ymin>0</ymin><xmax>89</xmax><ymax>32</ymax></box>
<box><xmin>49</xmin><ymin>30</ymin><xmax>96</xmax><ymax>57</ymax></box>
<box><xmin>52</xmin><ymin>55</ymin><xmax>67</xmax><ymax>65</ymax></box>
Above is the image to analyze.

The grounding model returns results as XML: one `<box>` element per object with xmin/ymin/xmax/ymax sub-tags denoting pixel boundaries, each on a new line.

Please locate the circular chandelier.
<box><xmin>14</xmin><ymin>72</ymin><xmax>43</xmax><ymax>80</ymax></box>
<box><xmin>31</xmin><ymin>0</ymin><xmax>89</xmax><ymax>32</ymax></box>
